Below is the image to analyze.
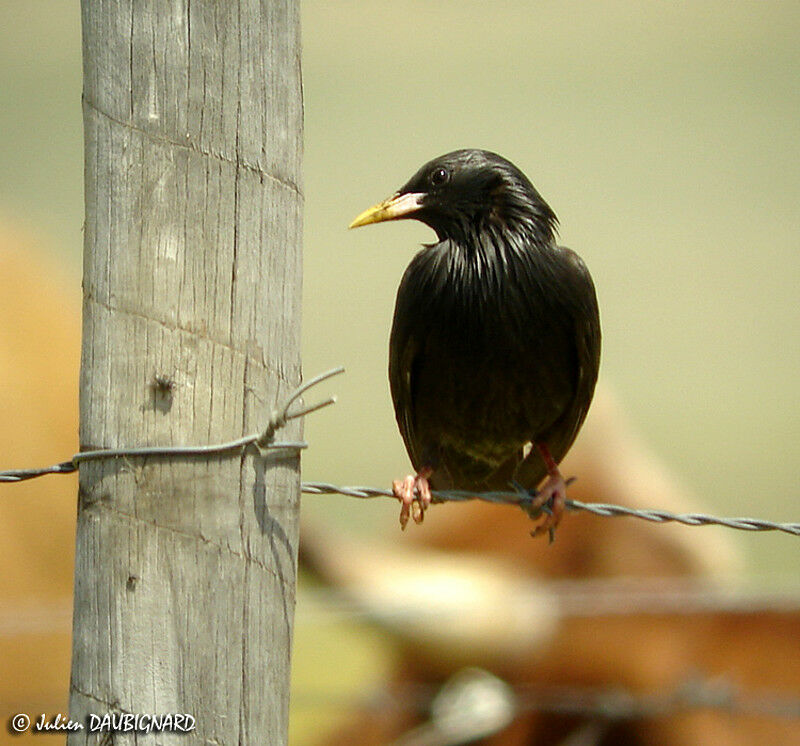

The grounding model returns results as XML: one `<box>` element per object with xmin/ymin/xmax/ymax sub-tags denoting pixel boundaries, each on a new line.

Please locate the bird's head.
<box><xmin>349</xmin><ymin>149</ymin><xmax>557</xmax><ymax>244</ymax></box>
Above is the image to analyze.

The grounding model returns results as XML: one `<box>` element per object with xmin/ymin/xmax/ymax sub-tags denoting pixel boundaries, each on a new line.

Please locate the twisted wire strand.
<box><xmin>0</xmin><ymin>368</ymin><xmax>344</xmax><ymax>483</ymax></box>
<box><xmin>2</xmin><ymin>365</ymin><xmax>798</xmax><ymax>538</ymax></box>
<box><xmin>300</xmin><ymin>482</ymin><xmax>800</xmax><ymax>537</ymax></box>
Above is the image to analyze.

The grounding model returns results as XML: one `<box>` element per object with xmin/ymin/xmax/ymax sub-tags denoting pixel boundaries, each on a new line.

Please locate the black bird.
<box><xmin>350</xmin><ymin>149</ymin><xmax>600</xmax><ymax>537</ymax></box>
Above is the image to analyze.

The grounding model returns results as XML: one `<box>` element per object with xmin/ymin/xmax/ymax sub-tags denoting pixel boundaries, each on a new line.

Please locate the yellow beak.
<box><xmin>349</xmin><ymin>192</ymin><xmax>425</xmax><ymax>229</ymax></box>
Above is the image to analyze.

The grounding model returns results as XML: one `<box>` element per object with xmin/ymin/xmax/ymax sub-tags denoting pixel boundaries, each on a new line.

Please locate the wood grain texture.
<box><xmin>71</xmin><ymin>2</ymin><xmax>302</xmax><ymax>743</ymax></box>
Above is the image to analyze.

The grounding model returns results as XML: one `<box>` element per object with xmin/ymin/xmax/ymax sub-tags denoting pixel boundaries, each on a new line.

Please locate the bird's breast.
<box><xmin>392</xmin><ymin>241</ymin><xmax>581</xmax><ymax>472</ymax></box>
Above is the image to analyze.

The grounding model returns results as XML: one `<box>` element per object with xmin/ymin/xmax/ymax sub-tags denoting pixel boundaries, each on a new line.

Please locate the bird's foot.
<box><xmin>527</xmin><ymin>472</ymin><xmax>568</xmax><ymax>542</ymax></box>
<box><xmin>513</xmin><ymin>471</ymin><xmax>574</xmax><ymax>543</ymax></box>
<box><xmin>519</xmin><ymin>443</ymin><xmax>572</xmax><ymax>542</ymax></box>
<box><xmin>392</xmin><ymin>466</ymin><xmax>433</xmax><ymax>529</ymax></box>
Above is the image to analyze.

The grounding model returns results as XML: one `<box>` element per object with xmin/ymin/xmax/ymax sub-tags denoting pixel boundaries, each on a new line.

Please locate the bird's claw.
<box><xmin>513</xmin><ymin>475</ymin><xmax>574</xmax><ymax>543</ymax></box>
<box><xmin>392</xmin><ymin>468</ymin><xmax>433</xmax><ymax>529</ymax></box>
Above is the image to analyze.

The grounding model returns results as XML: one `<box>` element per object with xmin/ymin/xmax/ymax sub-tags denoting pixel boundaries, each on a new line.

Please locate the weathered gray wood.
<box><xmin>70</xmin><ymin>2</ymin><xmax>302</xmax><ymax>743</ymax></box>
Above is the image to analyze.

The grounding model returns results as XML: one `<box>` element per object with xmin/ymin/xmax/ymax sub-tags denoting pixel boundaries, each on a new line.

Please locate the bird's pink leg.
<box><xmin>392</xmin><ymin>465</ymin><xmax>433</xmax><ymax>529</ymax></box>
<box><xmin>530</xmin><ymin>443</ymin><xmax>568</xmax><ymax>539</ymax></box>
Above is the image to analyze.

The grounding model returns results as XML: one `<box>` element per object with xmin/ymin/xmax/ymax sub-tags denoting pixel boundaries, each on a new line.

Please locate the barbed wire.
<box><xmin>300</xmin><ymin>482</ymin><xmax>800</xmax><ymax>537</ymax></box>
<box><xmin>1</xmin><ymin>366</ymin><xmax>798</xmax><ymax>538</ymax></box>
<box><xmin>0</xmin><ymin>367</ymin><xmax>343</xmax><ymax>483</ymax></box>
<box><xmin>292</xmin><ymin>668</ymin><xmax>800</xmax><ymax>742</ymax></box>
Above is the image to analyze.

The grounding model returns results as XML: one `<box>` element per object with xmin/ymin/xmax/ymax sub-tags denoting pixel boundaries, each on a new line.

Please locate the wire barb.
<box><xmin>299</xmin><ymin>482</ymin><xmax>800</xmax><ymax>537</ymax></box>
<box><xmin>0</xmin><ymin>368</ymin><xmax>344</xmax><ymax>483</ymax></box>
<box><xmin>256</xmin><ymin>366</ymin><xmax>343</xmax><ymax>448</ymax></box>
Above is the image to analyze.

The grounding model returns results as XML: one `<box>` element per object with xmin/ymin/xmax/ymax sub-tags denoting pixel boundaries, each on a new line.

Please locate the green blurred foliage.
<box><xmin>299</xmin><ymin>1</ymin><xmax>800</xmax><ymax>567</ymax></box>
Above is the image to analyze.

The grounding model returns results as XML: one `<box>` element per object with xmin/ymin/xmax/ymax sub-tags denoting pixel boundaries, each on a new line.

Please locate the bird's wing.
<box><xmin>511</xmin><ymin>246</ymin><xmax>601</xmax><ymax>488</ymax></box>
<box><xmin>556</xmin><ymin>246</ymin><xmax>602</xmax><ymax>449</ymax></box>
<box><xmin>388</xmin><ymin>248</ymin><xmax>439</xmax><ymax>474</ymax></box>
<box><xmin>388</xmin><ymin>329</ymin><xmax>425</xmax><ymax>472</ymax></box>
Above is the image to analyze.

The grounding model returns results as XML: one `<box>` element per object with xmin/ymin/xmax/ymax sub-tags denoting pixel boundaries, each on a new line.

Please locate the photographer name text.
<box><xmin>9</xmin><ymin>712</ymin><xmax>196</xmax><ymax>734</ymax></box>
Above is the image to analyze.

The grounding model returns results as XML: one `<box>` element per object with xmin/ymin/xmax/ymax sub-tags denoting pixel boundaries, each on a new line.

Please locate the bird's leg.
<box><xmin>392</xmin><ymin>465</ymin><xmax>433</xmax><ymax>529</ymax></box>
<box><xmin>529</xmin><ymin>443</ymin><xmax>568</xmax><ymax>540</ymax></box>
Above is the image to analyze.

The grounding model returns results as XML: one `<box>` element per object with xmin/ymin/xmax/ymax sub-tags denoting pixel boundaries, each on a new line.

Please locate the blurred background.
<box><xmin>0</xmin><ymin>1</ymin><xmax>798</xmax><ymax>744</ymax></box>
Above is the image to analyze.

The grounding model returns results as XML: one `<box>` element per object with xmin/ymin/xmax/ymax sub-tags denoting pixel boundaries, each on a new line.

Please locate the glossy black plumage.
<box><xmin>353</xmin><ymin>149</ymin><xmax>601</xmax><ymax>531</ymax></box>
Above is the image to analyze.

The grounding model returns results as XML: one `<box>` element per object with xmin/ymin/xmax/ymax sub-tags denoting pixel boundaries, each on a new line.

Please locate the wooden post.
<box><xmin>70</xmin><ymin>2</ymin><xmax>303</xmax><ymax>743</ymax></box>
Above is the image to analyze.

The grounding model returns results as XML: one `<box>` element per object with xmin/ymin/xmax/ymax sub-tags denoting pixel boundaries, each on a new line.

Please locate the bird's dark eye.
<box><xmin>429</xmin><ymin>167</ymin><xmax>450</xmax><ymax>187</ymax></box>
